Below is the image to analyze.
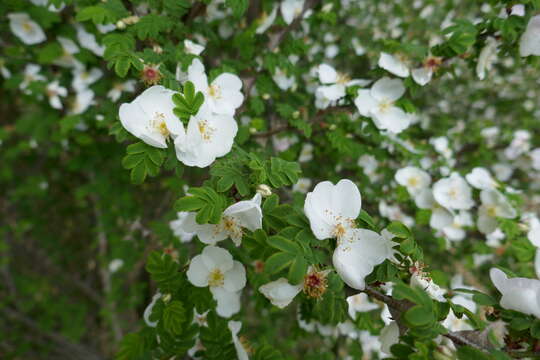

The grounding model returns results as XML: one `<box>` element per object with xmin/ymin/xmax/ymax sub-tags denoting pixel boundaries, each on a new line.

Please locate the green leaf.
<box><xmin>115</xmin><ymin>332</ymin><xmax>147</xmax><ymax>360</ymax></box>
<box><xmin>131</xmin><ymin>161</ymin><xmax>147</xmax><ymax>184</ymax></box>
<box><xmin>456</xmin><ymin>346</ymin><xmax>491</xmax><ymax>360</ymax></box>
<box><xmin>265</xmin><ymin>252</ymin><xmax>295</xmax><ymax>274</ymax></box>
<box><xmin>163</xmin><ymin>300</ymin><xmax>186</xmax><ymax>336</ymax></box>
<box><xmin>387</xmin><ymin>221</ymin><xmax>411</xmax><ymax>238</ymax></box>
<box><xmin>404</xmin><ymin>305</ymin><xmax>435</xmax><ymax>326</ymax></box>
<box><xmin>267</xmin><ymin>235</ymin><xmax>301</xmax><ymax>254</ymax></box>
<box><xmin>226</xmin><ymin>0</ymin><xmax>249</xmax><ymax>17</ymax></box>
<box><xmin>288</xmin><ymin>255</ymin><xmax>308</xmax><ymax>285</ymax></box>
<box><xmin>145</xmin><ymin>252</ymin><xmax>179</xmax><ymax>291</ymax></box>
<box><xmin>130</xmin><ymin>14</ymin><xmax>172</xmax><ymax>40</ymax></box>
<box><xmin>174</xmin><ymin>187</ymin><xmax>227</xmax><ymax>224</ymax></box>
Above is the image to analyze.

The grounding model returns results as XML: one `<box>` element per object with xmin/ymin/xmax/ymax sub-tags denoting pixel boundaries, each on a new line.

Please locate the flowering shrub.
<box><xmin>3</xmin><ymin>0</ymin><xmax>540</xmax><ymax>359</ymax></box>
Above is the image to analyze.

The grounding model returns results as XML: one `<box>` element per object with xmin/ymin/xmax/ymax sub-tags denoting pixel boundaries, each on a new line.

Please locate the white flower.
<box><xmin>304</xmin><ymin>179</ymin><xmax>361</xmax><ymax>241</ymax></box>
<box><xmin>316</xmin><ymin>63</ymin><xmax>368</xmax><ymax>102</ymax></box>
<box><xmin>107</xmin><ymin>80</ymin><xmax>136</xmax><ymax>102</ymax></box>
<box><xmin>228</xmin><ymin>321</ymin><xmax>249</xmax><ymax>360</ymax></box>
<box><xmin>380</xmin><ymin>321</ymin><xmax>400</xmax><ymax>355</ymax></box>
<box><xmin>255</xmin><ymin>5</ymin><xmax>278</xmax><ymax>34</ymax></box>
<box><xmin>169</xmin><ymin>212</ymin><xmax>196</xmax><ymax>243</ymax></box>
<box><xmin>410</xmin><ymin>271</ymin><xmax>446</xmax><ymax>301</ymax></box>
<box><xmin>184</xmin><ymin>39</ymin><xmax>205</xmax><ymax>55</ymax></box>
<box><xmin>76</xmin><ymin>25</ymin><xmax>105</xmax><ymax>57</ymax></box>
<box><xmin>443</xmin><ymin>295</ymin><xmax>476</xmax><ymax>332</ymax></box>
<box><xmin>259</xmin><ymin>278</ymin><xmax>302</xmax><ymax>308</ymax></box>
<box><xmin>433</xmin><ymin>173</ymin><xmax>474</xmax><ymax>210</ymax></box>
<box><xmin>273</xmin><ymin>68</ymin><xmax>296</xmax><ymax>91</ymax></box>
<box><xmin>378</xmin><ymin>52</ymin><xmax>410</xmax><ymax>78</ymax></box>
<box><xmin>108</xmin><ymin>259</ymin><xmax>124</xmax><ymax>273</ymax></box>
<box><xmin>181</xmin><ymin>193</ymin><xmax>262</xmax><ymax>246</ymax></box>
<box><xmin>346</xmin><ymin>293</ymin><xmax>379</xmax><ymax>319</ymax></box>
<box><xmin>187</xmin><ymin>59</ymin><xmax>244</xmax><ymax>116</ymax></box>
<box><xmin>20</xmin><ymin>64</ymin><xmax>45</xmax><ymax>92</ymax></box>
<box><xmin>354</xmin><ymin>77</ymin><xmax>412</xmax><ymax>134</ymax></box>
<box><xmin>490</xmin><ymin>268</ymin><xmax>540</xmax><ymax>318</ymax></box>
<box><xmin>72</xmin><ymin>66</ymin><xmax>103</xmax><ymax>92</ymax></box>
<box><xmin>395</xmin><ymin>166</ymin><xmax>431</xmax><ymax>196</ymax></box>
<box><xmin>31</xmin><ymin>0</ymin><xmax>64</xmax><ymax>11</ymax></box>
<box><xmin>46</xmin><ymin>81</ymin><xmax>67</xmax><ymax>110</ymax></box>
<box><xmin>476</xmin><ymin>37</ymin><xmax>498</xmax><ymax>80</ymax></box>
<box><xmin>333</xmin><ymin>229</ymin><xmax>391</xmax><ymax>290</ymax></box>
<box><xmin>478</xmin><ymin>190</ymin><xmax>517</xmax><ymax>234</ymax></box>
<box><xmin>174</xmin><ymin>103</ymin><xmax>238</xmax><ymax>167</ymax></box>
<box><xmin>298</xmin><ymin>143</ymin><xmax>313</xmax><ymax>162</ymax></box>
<box><xmin>70</xmin><ymin>89</ymin><xmax>95</xmax><ymax>115</ymax></box>
<box><xmin>280</xmin><ymin>0</ymin><xmax>305</xmax><ymax>25</ymax></box>
<box><xmin>505</xmin><ymin>130</ymin><xmax>531</xmax><ymax>160</ymax></box>
<box><xmin>519</xmin><ymin>15</ymin><xmax>540</xmax><ymax>57</ymax></box>
<box><xmin>430</xmin><ymin>136</ymin><xmax>452</xmax><ymax>159</ymax></box>
<box><xmin>56</xmin><ymin>37</ymin><xmax>80</xmax><ymax>68</ymax></box>
<box><xmin>292</xmin><ymin>178</ymin><xmax>312</xmax><ymax>193</ymax></box>
<box><xmin>187</xmin><ymin>246</ymin><xmax>246</xmax><ymax>317</ymax></box>
<box><xmin>526</xmin><ymin>216</ymin><xmax>540</xmax><ymax>246</ymax></box>
<box><xmin>8</xmin><ymin>13</ymin><xmax>46</xmax><ymax>45</ymax></box>
<box><xmin>119</xmin><ymin>85</ymin><xmax>183</xmax><ymax>148</ymax></box>
<box><xmin>465</xmin><ymin>167</ymin><xmax>498</xmax><ymax>190</ymax></box>
<box><xmin>143</xmin><ymin>292</ymin><xmax>162</xmax><ymax>327</ymax></box>
<box><xmin>445</xmin><ymin>211</ymin><xmax>473</xmax><ymax>241</ymax></box>
<box><xmin>530</xmin><ymin>148</ymin><xmax>540</xmax><ymax>171</ymax></box>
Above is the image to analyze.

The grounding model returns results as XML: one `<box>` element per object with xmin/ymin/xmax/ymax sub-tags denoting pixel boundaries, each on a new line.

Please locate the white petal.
<box><xmin>378</xmin><ymin>53</ymin><xmax>410</xmax><ymax>78</ymax></box>
<box><xmin>354</xmin><ymin>89</ymin><xmax>378</xmax><ymax>117</ymax></box>
<box><xmin>371</xmin><ymin>106</ymin><xmax>411</xmax><ymax>134</ymax></box>
<box><xmin>380</xmin><ymin>322</ymin><xmax>400</xmax><ymax>355</ymax></box>
<box><xmin>223</xmin><ymin>261</ymin><xmax>246</xmax><ymax>292</ymax></box>
<box><xmin>333</xmin><ymin>229</ymin><xmax>389</xmax><ymax>290</ymax></box>
<box><xmin>490</xmin><ymin>268</ymin><xmax>540</xmax><ymax>318</ymax></box>
<box><xmin>211</xmin><ymin>287</ymin><xmax>241</xmax><ymax>318</ymax></box>
<box><xmin>520</xmin><ymin>15</ymin><xmax>540</xmax><ymax>57</ymax></box>
<box><xmin>411</xmin><ymin>67</ymin><xmax>432</xmax><ymax>86</ymax></box>
<box><xmin>202</xmin><ymin>246</ymin><xmax>234</xmax><ymax>273</ymax></box>
<box><xmin>259</xmin><ymin>278</ymin><xmax>302</xmax><ymax>308</ymax></box>
<box><xmin>187</xmin><ymin>255</ymin><xmax>210</xmax><ymax>287</ymax></box>
<box><xmin>371</xmin><ymin>77</ymin><xmax>405</xmax><ymax>102</ymax></box>
<box><xmin>318</xmin><ymin>63</ymin><xmax>338</xmax><ymax>84</ymax></box>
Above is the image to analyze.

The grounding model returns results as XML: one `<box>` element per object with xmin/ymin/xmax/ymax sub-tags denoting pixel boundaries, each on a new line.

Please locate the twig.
<box><xmin>0</xmin><ymin>306</ymin><xmax>105</xmax><ymax>360</ymax></box>
<box><xmin>269</xmin><ymin>0</ymin><xmax>321</xmax><ymax>51</ymax></box>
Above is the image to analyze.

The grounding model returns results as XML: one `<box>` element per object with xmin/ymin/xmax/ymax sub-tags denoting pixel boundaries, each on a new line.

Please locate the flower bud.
<box><xmin>115</xmin><ymin>20</ymin><xmax>126</xmax><ymax>29</ymax></box>
<box><xmin>256</xmin><ymin>184</ymin><xmax>272</xmax><ymax>197</ymax></box>
<box><xmin>162</xmin><ymin>293</ymin><xmax>172</xmax><ymax>304</ymax></box>
<box><xmin>262</xmin><ymin>93</ymin><xmax>270</xmax><ymax>100</ymax></box>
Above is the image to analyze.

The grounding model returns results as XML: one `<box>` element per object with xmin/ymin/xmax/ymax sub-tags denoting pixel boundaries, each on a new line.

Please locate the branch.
<box><xmin>90</xmin><ymin>189</ymin><xmax>123</xmax><ymax>343</ymax></box>
<box><xmin>357</xmin><ymin>285</ymin><xmax>526</xmax><ymax>357</ymax></box>
<box><xmin>0</xmin><ymin>306</ymin><xmax>105</xmax><ymax>360</ymax></box>
<box><xmin>269</xmin><ymin>0</ymin><xmax>321</xmax><ymax>51</ymax></box>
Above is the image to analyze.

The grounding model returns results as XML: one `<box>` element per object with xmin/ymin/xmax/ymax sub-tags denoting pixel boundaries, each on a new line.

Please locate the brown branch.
<box><xmin>269</xmin><ymin>0</ymin><xmax>321</xmax><ymax>51</ymax></box>
<box><xmin>0</xmin><ymin>306</ymin><xmax>105</xmax><ymax>360</ymax></box>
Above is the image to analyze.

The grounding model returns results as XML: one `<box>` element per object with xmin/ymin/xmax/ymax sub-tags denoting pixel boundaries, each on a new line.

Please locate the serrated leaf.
<box><xmin>163</xmin><ymin>301</ymin><xmax>186</xmax><ymax>336</ymax></box>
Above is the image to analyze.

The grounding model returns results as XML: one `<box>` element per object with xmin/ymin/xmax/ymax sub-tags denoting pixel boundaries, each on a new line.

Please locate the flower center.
<box><xmin>336</xmin><ymin>72</ymin><xmax>350</xmax><ymax>85</ymax></box>
<box><xmin>81</xmin><ymin>72</ymin><xmax>90</xmax><ymax>80</ymax></box>
<box><xmin>448</xmin><ymin>188</ymin><xmax>459</xmax><ymax>200</ymax></box>
<box><xmin>486</xmin><ymin>205</ymin><xmax>498</xmax><ymax>217</ymax></box>
<box><xmin>333</xmin><ymin>223</ymin><xmax>348</xmax><ymax>239</ymax></box>
<box><xmin>198</xmin><ymin>120</ymin><xmax>215</xmax><ymax>141</ymax></box>
<box><xmin>208</xmin><ymin>84</ymin><xmax>221</xmax><ymax>99</ymax></box>
<box><xmin>208</xmin><ymin>269</ymin><xmax>224</xmax><ymax>287</ymax></box>
<box><xmin>221</xmin><ymin>216</ymin><xmax>243</xmax><ymax>239</ymax></box>
<box><xmin>407</xmin><ymin>176</ymin><xmax>419</xmax><ymax>187</ymax></box>
<box><xmin>377</xmin><ymin>99</ymin><xmax>393</xmax><ymax>113</ymax></box>
<box><xmin>303</xmin><ymin>270</ymin><xmax>328</xmax><ymax>299</ymax></box>
<box><xmin>151</xmin><ymin>112</ymin><xmax>170</xmax><ymax>137</ymax></box>
<box><xmin>22</xmin><ymin>22</ymin><xmax>33</xmax><ymax>33</ymax></box>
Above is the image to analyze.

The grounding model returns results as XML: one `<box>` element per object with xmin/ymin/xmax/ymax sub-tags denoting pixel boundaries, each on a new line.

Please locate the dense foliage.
<box><xmin>2</xmin><ymin>0</ymin><xmax>540</xmax><ymax>359</ymax></box>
